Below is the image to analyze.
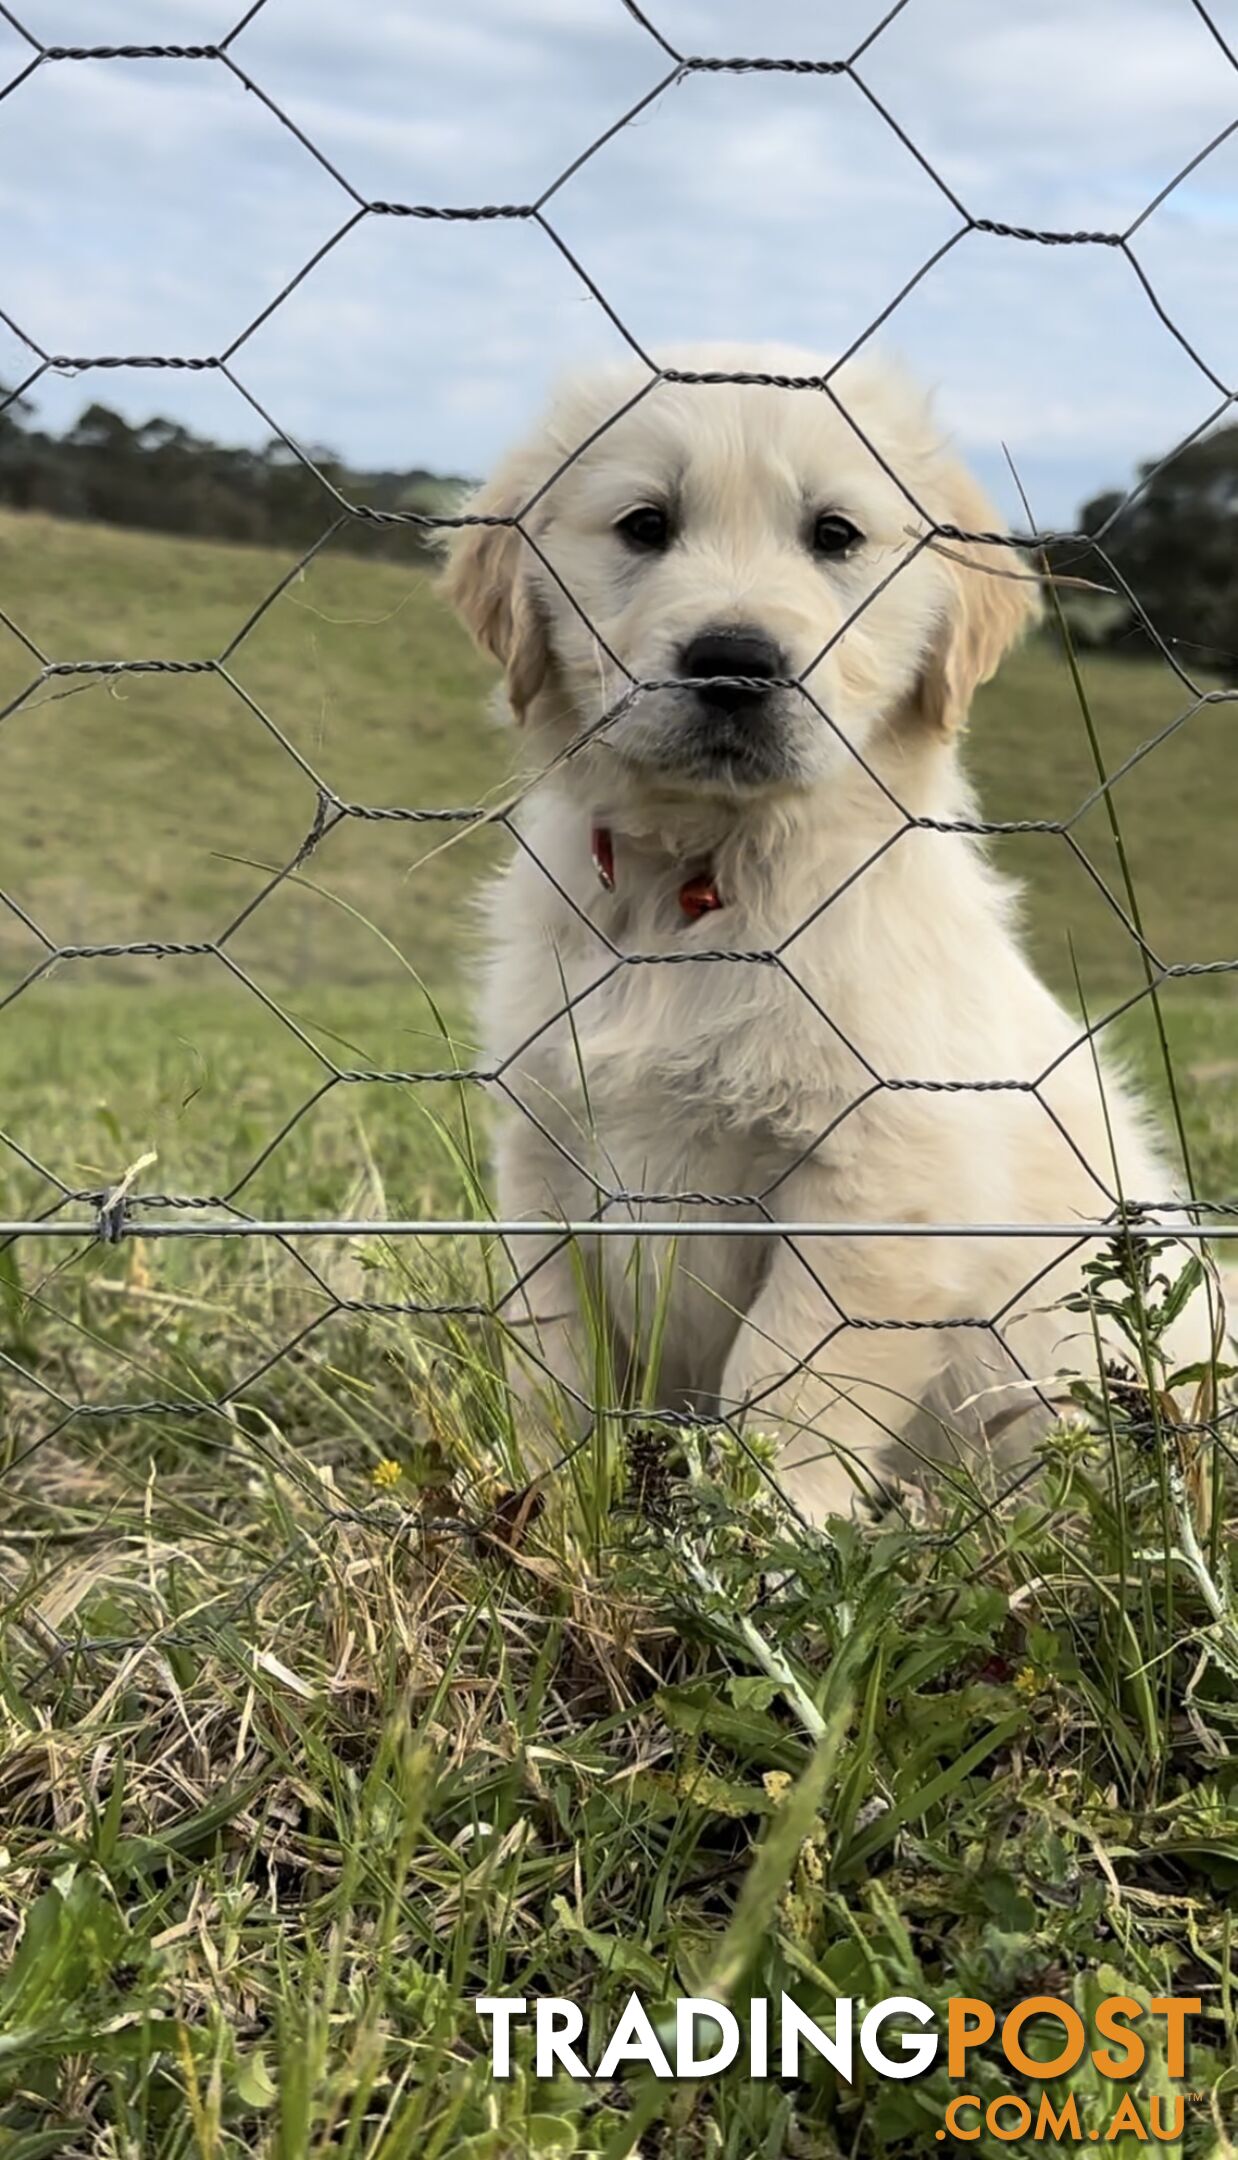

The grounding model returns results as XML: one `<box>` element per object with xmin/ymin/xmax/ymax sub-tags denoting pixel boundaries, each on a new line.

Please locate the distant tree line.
<box><xmin>2</xmin><ymin>384</ymin><xmax>1235</xmax><ymax>666</ymax></box>
<box><xmin>1043</xmin><ymin>421</ymin><xmax>1238</xmax><ymax>673</ymax></box>
<box><xmin>0</xmin><ymin>387</ymin><xmax>470</xmax><ymax>558</ymax></box>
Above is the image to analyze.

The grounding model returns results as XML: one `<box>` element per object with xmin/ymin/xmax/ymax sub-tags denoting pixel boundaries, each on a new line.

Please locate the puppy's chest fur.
<box><xmin>484</xmin><ymin>832</ymin><xmax>873</xmax><ymax>1183</ymax></box>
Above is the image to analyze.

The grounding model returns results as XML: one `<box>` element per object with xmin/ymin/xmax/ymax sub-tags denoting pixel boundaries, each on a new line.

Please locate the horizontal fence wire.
<box><xmin>0</xmin><ymin>0</ymin><xmax>1236</xmax><ymax>1649</ymax></box>
<box><xmin>3</xmin><ymin>1221</ymin><xmax>1238</xmax><ymax>1242</ymax></box>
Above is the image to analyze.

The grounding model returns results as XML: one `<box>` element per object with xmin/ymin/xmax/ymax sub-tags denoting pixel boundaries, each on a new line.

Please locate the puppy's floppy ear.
<box><xmin>913</xmin><ymin>463</ymin><xmax>1040</xmax><ymax>735</ymax></box>
<box><xmin>441</xmin><ymin>456</ymin><xmax>550</xmax><ymax>723</ymax></box>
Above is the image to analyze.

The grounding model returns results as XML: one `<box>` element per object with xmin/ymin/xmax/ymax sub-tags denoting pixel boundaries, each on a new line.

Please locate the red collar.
<box><xmin>590</xmin><ymin>822</ymin><xmax>723</xmax><ymax>922</ymax></box>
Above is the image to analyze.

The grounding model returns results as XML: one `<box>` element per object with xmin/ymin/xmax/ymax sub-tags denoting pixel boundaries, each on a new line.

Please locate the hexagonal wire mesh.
<box><xmin>0</xmin><ymin>0</ymin><xmax>1236</xmax><ymax>1656</ymax></box>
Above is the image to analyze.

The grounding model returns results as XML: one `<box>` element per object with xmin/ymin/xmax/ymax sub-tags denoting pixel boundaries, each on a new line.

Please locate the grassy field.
<box><xmin>1</xmin><ymin>511</ymin><xmax>1237</xmax><ymax>2157</ymax></box>
<box><xmin>0</xmin><ymin>509</ymin><xmax>1234</xmax><ymax>1214</ymax></box>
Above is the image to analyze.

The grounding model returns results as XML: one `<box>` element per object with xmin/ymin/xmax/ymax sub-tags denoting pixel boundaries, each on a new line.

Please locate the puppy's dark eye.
<box><xmin>811</xmin><ymin>512</ymin><xmax>862</xmax><ymax>559</ymax></box>
<box><xmin>617</xmin><ymin>505</ymin><xmax>671</xmax><ymax>552</ymax></box>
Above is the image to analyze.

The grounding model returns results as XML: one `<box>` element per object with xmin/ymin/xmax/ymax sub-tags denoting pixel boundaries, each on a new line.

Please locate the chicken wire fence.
<box><xmin>1</xmin><ymin>0</ymin><xmax>1237</xmax><ymax>1660</ymax></box>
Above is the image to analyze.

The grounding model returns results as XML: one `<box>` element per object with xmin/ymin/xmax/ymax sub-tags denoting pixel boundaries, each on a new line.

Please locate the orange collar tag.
<box><xmin>678</xmin><ymin>871</ymin><xmax>724</xmax><ymax>921</ymax></box>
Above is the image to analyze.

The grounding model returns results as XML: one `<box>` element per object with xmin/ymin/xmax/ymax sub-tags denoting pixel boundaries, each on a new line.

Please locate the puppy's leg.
<box><xmin>489</xmin><ymin>1117</ymin><xmax>625</xmax><ymax>1459</ymax></box>
<box><xmin>712</xmin><ymin>1226</ymin><xmax>993</xmax><ymax>1529</ymax></box>
<box><xmin>717</xmin><ymin>1270</ymin><xmax>956</xmax><ymax>1522</ymax></box>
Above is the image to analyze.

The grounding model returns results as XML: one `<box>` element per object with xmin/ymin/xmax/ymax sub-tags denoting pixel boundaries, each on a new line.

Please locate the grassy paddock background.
<box><xmin>0</xmin><ymin>508</ymin><xmax>1234</xmax><ymax>1211</ymax></box>
<box><xmin>0</xmin><ymin>509</ymin><xmax>1237</xmax><ymax>2157</ymax></box>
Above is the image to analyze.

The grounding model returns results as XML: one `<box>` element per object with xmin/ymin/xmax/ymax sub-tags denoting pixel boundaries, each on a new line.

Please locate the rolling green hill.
<box><xmin>0</xmin><ymin>507</ymin><xmax>1233</xmax><ymax>1211</ymax></box>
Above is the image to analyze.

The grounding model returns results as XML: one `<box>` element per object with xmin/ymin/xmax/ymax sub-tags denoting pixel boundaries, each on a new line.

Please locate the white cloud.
<box><xmin>0</xmin><ymin>0</ymin><xmax>1232</xmax><ymax>522</ymax></box>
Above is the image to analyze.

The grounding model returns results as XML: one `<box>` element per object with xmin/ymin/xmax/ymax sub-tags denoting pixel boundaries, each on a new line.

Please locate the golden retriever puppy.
<box><xmin>445</xmin><ymin>343</ymin><xmax>1211</xmax><ymax>1521</ymax></box>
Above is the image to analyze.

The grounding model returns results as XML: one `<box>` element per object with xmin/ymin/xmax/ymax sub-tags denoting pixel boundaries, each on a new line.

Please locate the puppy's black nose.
<box><xmin>678</xmin><ymin>626</ymin><xmax>786</xmax><ymax>713</ymax></box>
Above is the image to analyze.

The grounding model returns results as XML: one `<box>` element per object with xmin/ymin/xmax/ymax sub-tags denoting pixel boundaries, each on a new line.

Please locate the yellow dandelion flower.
<box><xmin>371</xmin><ymin>1458</ymin><xmax>402</xmax><ymax>1489</ymax></box>
<box><xmin>1014</xmin><ymin>1664</ymin><xmax>1046</xmax><ymax>1699</ymax></box>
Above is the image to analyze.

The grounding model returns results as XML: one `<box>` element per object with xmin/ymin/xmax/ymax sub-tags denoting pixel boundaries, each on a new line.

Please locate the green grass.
<box><xmin>0</xmin><ymin>509</ymin><xmax>504</xmax><ymax>988</ymax></box>
<box><xmin>1</xmin><ymin>507</ymin><xmax>1234</xmax><ymax>1001</ymax></box>
<box><xmin>1</xmin><ymin>511</ymin><xmax>1237</xmax><ymax>2157</ymax></box>
<box><xmin>0</xmin><ymin>508</ymin><xmax>1234</xmax><ymax>1213</ymax></box>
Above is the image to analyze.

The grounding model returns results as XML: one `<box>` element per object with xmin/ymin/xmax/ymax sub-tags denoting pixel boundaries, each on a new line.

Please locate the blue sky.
<box><xmin>2</xmin><ymin>0</ymin><xmax>1236</xmax><ymax>523</ymax></box>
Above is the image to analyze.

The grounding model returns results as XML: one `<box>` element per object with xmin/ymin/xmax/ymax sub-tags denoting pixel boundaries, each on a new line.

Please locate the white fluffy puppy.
<box><xmin>445</xmin><ymin>345</ymin><xmax>1209</xmax><ymax>1520</ymax></box>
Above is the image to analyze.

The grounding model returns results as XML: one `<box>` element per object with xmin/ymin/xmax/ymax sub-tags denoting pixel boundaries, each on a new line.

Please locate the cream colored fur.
<box><xmin>444</xmin><ymin>344</ymin><xmax>1214</xmax><ymax>1522</ymax></box>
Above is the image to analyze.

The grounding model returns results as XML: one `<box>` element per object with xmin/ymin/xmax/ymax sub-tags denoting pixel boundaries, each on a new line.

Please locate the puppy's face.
<box><xmin>446</xmin><ymin>348</ymin><xmax>1035</xmax><ymax>798</ymax></box>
